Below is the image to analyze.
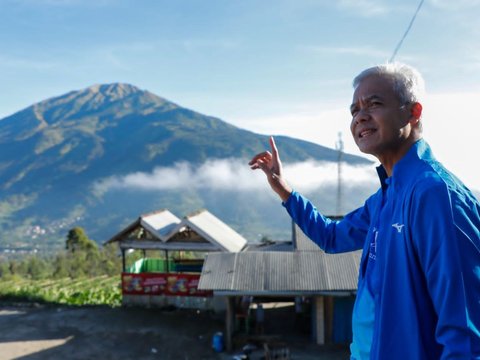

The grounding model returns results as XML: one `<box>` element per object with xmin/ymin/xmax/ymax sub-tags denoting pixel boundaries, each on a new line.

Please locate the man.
<box><xmin>249</xmin><ymin>63</ymin><xmax>480</xmax><ymax>359</ymax></box>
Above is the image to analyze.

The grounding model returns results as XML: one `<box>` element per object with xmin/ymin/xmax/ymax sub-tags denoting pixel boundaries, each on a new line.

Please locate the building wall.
<box><xmin>122</xmin><ymin>294</ymin><xmax>214</xmax><ymax>309</ymax></box>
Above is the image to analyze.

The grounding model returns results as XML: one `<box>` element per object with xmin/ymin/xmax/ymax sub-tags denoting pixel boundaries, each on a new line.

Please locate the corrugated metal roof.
<box><xmin>167</xmin><ymin>210</ymin><xmax>247</xmax><ymax>253</ymax></box>
<box><xmin>104</xmin><ymin>209</ymin><xmax>181</xmax><ymax>244</ymax></box>
<box><xmin>294</xmin><ymin>223</ymin><xmax>325</xmax><ymax>251</ymax></box>
<box><xmin>198</xmin><ymin>250</ymin><xmax>361</xmax><ymax>294</ymax></box>
<box><xmin>140</xmin><ymin>210</ymin><xmax>181</xmax><ymax>241</ymax></box>
<box><xmin>293</xmin><ymin>218</ymin><xmax>343</xmax><ymax>251</ymax></box>
<box><xmin>295</xmin><ymin>235</ymin><xmax>323</xmax><ymax>251</ymax></box>
<box><xmin>244</xmin><ymin>241</ymin><xmax>294</xmax><ymax>252</ymax></box>
<box><xmin>105</xmin><ymin>209</ymin><xmax>247</xmax><ymax>253</ymax></box>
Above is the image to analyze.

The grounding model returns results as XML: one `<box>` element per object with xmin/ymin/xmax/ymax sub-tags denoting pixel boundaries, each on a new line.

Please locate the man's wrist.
<box><xmin>277</xmin><ymin>186</ymin><xmax>293</xmax><ymax>202</ymax></box>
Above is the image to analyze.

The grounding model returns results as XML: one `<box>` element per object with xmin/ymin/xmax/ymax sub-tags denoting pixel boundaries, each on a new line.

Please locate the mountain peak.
<box><xmin>0</xmin><ymin>83</ymin><xmax>178</xmax><ymax>142</ymax></box>
<box><xmin>85</xmin><ymin>83</ymin><xmax>143</xmax><ymax>100</ymax></box>
<box><xmin>64</xmin><ymin>82</ymin><xmax>148</xmax><ymax>106</ymax></box>
<box><xmin>33</xmin><ymin>82</ymin><xmax>172</xmax><ymax>116</ymax></box>
<box><xmin>36</xmin><ymin>83</ymin><xmax>175</xmax><ymax>123</ymax></box>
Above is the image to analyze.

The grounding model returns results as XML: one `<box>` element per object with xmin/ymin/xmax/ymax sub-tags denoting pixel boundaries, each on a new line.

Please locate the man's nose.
<box><xmin>353</xmin><ymin>108</ymin><xmax>370</xmax><ymax>124</ymax></box>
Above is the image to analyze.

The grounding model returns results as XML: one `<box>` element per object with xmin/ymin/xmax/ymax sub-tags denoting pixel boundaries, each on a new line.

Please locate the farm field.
<box><xmin>0</xmin><ymin>275</ymin><xmax>122</xmax><ymax>306</ymax></box>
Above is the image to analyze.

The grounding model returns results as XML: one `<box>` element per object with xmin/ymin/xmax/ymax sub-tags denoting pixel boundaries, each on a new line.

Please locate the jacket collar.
<box><xmin>376</xmin><ymin>139</ymin><xmax>435</xmax><ymax>188</ymax></box>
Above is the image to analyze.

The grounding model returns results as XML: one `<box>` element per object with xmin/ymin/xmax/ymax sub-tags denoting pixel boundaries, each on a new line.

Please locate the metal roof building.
<box><xmin>105</xmin><ymin>209</ymin><xmax>181</xmax><ymax>245</ymax></box>
<box><xmin>198</xmin><ymin>251</ymin><xmax>360</xmax><ymax>295</ymax></box>
<box><xmin>199</xmin><ymin>221</ymin><xmax>360</xmax><ymax>295</ymax></box>
<box><xmin>168</xmin><ymin>210</ymin><xmax>248</xmax><ymax>253</ymax></box>
<box><xmin>198</xmin><ymin>222</ymin><xmax>361</xmax><ymax>349</ymax></box>
<box><xmin>106</xmin><ymin>209</ymin><xmax>248</xmax><ymax>309</ymax></box>
<box><xmin>106</xmin><ymin>209</ymin><xmax>248</xmax><ymax>252</ymax></box>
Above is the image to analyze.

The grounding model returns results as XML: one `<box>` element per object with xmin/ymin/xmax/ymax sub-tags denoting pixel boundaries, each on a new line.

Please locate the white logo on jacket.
<box><xmin>392</xmin><ymin>223</ymin><xmax>405</xmax><ymax>233</ymax></box>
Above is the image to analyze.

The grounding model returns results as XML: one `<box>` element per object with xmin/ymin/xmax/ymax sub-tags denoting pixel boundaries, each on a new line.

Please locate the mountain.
<box><xmin>0</xmin><ymin>83</ymin><xmax>373</xmax><ymax>250</ymax></box>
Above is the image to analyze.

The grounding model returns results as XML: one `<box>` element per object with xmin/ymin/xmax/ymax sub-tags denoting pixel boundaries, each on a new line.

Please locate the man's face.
<box><xmin>350</xmin><ymin>75</ymin><xmax>412</xmax><ymax>162</ymax></box>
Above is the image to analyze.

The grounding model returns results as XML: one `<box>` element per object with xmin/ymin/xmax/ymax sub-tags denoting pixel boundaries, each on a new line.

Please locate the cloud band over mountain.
<box><xmin>93</xmin><ymin>158</ymin><xmax>378</xmax><ymax>194</ymax></box>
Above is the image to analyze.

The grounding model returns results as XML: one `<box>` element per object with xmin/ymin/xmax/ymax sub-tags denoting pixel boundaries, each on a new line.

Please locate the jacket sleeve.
<box><xmin>410</xmin><ymin>181</ymin><xmax>472</xmax><ymax>359</ymax></box>
<box><xmin>282</xmin><ymin>190</ymin><xmax>370</xmax><ymax>253</ymax></box>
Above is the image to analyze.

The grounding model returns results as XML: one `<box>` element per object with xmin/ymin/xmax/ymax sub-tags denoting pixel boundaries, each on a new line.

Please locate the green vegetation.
<box><xmin>0</xmin><ymin>275</ymin><xmax>121</xmax><ymax>306</ymax></box>
<box><xmin>66</xmin><ymin>226</ymin><xmax>98</xmax><ymax>253</ymax></box>
<box><xmin>0</xmin><ymin>227</ymin><xmax>122</xmax><ymax>306</ymax></box>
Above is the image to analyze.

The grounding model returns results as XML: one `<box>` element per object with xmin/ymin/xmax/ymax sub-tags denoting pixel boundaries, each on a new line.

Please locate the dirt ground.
<box><xmin>0</xmin><ymin>303</ymin><xmax>349</xmax><ymax>360</ymax></box>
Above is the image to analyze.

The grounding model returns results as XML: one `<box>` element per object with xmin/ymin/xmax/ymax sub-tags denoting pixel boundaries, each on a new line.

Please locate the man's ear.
<box><xmin>411</xmin><ymin>102</ymin><xmax>423</xmax><ymax>120</ymax></box>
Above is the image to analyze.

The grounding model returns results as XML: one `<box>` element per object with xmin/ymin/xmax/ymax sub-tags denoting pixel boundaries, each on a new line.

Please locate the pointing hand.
<box><xmin>249</xmin><ymin>136</ymin><xmax>292</xmax><ymax>202</ymax></box>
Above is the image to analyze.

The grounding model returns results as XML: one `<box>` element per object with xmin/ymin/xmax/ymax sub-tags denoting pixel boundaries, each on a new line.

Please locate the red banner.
<box><xmin>122</xmin><ymin>272</ymin><xmax>212</xmax><ymax>297</ymax></box>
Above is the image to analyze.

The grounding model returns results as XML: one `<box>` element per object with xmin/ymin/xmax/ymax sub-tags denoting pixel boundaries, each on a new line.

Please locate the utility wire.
<box><xmin>389</xmin><ymin>0</ymin><xmax>425</xmax><ymax>63</ymax></box>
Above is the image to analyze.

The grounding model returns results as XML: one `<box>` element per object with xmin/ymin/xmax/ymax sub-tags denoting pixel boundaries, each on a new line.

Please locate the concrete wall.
<box><xmin>122</xmin><ymin>295</ymin><xmax>215</xmax><ymax>310</ymax></box>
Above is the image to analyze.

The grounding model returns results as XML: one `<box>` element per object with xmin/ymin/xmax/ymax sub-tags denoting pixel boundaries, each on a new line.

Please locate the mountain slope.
<box><xmin>0</xmin><ymin>83</ymin><xmax>372</xmax><ymax>249</ymax></box>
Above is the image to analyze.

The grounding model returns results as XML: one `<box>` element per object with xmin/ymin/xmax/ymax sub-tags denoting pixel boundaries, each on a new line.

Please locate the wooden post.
<box><xmin>165</xmin><ymin>250</ymin><xmax>169</xmax><ymax>273</ymax></box>
<box><xmin>325</xmin><ymin>296</ymin><xmax>334</xmax><ymax>344</ymax></box>
<box><xmin>121</xmin><ymin>248</ymin><xmax>126</xmax><ymax>272</ymax></box>
<box><xmin>226</xmin><ymin>296</ymin><xmax>235</xmax><ymax>351</ymax></box>
<box><xmin>315</xmin><ymin>296</ymin><xmax>325</xmax><ymax>345</ymax></box>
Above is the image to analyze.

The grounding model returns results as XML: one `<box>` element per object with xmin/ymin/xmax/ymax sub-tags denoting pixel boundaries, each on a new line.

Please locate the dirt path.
<box><xmin>0</xmin><ymin>304</ymin><xmax>349</xmax><ymax>360</ymax></box>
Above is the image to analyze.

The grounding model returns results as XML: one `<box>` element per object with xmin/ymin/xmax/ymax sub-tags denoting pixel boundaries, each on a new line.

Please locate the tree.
<box><xmin>66</xmin><ymin>227</ymin><xmax>98</xmax><ymax>253</ymax></box>
<box><xmin>52</xmin><ymin>253</ymin><xmax>69</xmax><ymax>279</ymax></box>
<box><xmin>0</xmin><ymin>260</ymin><xmax>11</xmax><ymax>279</ymax></box>
<box><xmin>99</xmin><ymin>243</ymin><xmax>122</xmax><ymax>276</ymax></box>
<box><xmin>260</xmin><ymin>235</ymin><xmax>273</xmax><ymax>244</ymax></box>
<box><xmin>26</xmin><ymin>256</ymin><xmax>50</xmax><ymax>280</ymax></box>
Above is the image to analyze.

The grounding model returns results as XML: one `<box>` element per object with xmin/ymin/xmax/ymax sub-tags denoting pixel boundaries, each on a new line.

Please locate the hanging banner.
<box><xmin>121</xmin><ymin>272</ymin><xmax>212</xmax><ymax>297</ymax></box>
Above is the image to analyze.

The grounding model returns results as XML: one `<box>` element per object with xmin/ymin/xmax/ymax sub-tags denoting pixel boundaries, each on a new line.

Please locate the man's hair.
<box><xmin>353</xmin><ymin>63</ymin><xmax>425</xmax><ymax>105</ymax></box>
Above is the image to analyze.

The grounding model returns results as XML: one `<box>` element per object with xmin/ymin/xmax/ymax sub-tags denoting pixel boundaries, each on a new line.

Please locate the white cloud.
<box><xmin>284</xmin><ymin>160</ymin><xmax>378</xmax><ymax>191</ymax></box>
<box><xmin>94</xmin><ymin>160</ymin><xmax>264</xmax><ymax>194</ymax></box>
<box><xmin>93</xmin><ymin>158</ymin><xmax>378</xmax><ymax>194</ymax></box>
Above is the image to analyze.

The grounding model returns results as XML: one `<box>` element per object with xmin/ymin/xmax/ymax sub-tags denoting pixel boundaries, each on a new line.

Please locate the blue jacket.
<box><xmin>283</xmin><ymin>139</ymin><xmax>480</xmax><ymax>359</ymax></box>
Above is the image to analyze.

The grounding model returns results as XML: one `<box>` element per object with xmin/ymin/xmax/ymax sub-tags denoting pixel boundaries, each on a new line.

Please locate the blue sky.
<box><xmin>1</xmin><ymin>0</ymin><xmax>480</xmax><ymax>190</ymax></box>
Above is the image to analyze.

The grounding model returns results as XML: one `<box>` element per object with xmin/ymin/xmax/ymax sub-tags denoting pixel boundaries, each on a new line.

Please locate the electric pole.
<box><xmin>335</xmin><ymin>132</ymin><xmax>344</xmax><ymax>216</ymax></box>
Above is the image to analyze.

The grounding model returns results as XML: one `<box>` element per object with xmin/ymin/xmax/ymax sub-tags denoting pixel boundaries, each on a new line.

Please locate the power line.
<box><xmin>389</xmin><ymin>0</ymin><xmax>425</xmax><ymax>63</ymax></box>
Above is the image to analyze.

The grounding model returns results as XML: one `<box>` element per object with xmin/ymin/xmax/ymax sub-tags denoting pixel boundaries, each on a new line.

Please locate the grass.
<box><xmin>0</xmin><ymin>275</ymin><xmax>122</xmax><ymax>307</ymax></box>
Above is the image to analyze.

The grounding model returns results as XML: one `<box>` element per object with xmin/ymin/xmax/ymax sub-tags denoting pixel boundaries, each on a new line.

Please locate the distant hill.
<box><xmin>0</xmin><ymin>83</ymin><xmax>373</xmax><ymax>250</ymax></box>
